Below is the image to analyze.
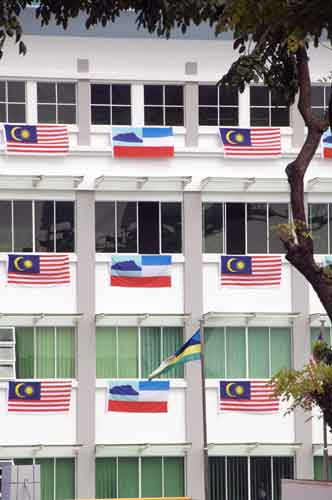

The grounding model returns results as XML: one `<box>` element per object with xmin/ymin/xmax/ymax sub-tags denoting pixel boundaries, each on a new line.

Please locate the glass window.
<box><xmin>96</xmin><ymin>201</ymin><xmax>182</xmax><ymax>254</ymax></box>
<box><xmin>37</xmin><ymin>82</ymin><xmax>76</xmax><ymax>124</ymax></box>
<box><xmin>95</xmin><ymin>202</ymin><xmax>116</xmax><ymax>253</ymax></box>
<box><xmin>0</xmin><ymin>201</ymin><xmax>12</xmax><ymax>252</ymax></box>
<box><xmin>96</xmin><ymin>457</ymin><xmax>184</xmax><ymax>499</ymax></box>
<box><xmin>96</xmin><ymin>327</ymin><xmax>183</xmax><ymax>379</ymax></box>
<box><xmin>313</xmin><ymin>456</ymin><xmax>332</xmax><ymax>481</ymax></box>
<box><xmin>55</xmin><ymin>201</ymin><xmax>75</xmax><ymax>252</ymax></box>
<box><xmin>13</xmin><ymin>200</ymin><xmax>33</xmax><ymax>252</ymax></box>
<box><xmin>0</xmin><ymin>80</ymin><xmax>26</xmax><ymax>122</ymax></box>
<box><xmin>273</xmin><ymin>457</ymin><xmax>294</xmax><ymax>500</ymax></box>
<box><xmin>250</xmin><ymin>86</ymin><xmax>290</xmax><ymax>126</ymax></box>
<box><xmin>144</xmin><ymin>84</ymin><xmax>184</xmax><ymax>126</ymax></box>
<box><xmin>269</xmin><ymin>203</ymin><xmax>289</xmax><ymax>253</ymax></box>
<box><xmin>226</xmin><ymin>203</ymin><xmax>246</xmax><ymax>254</ymax></box>
<box><xmin>199</xmin><ymin>85</ymin><xmax>239</xmax><ymax>126</ymax></box>
<box><xmin>247</xmin><ymin>203</ymin><xmax>267</xmax><ymax>254</ymax></box>
<box><xmin>311</xmin><ymin>85</ymin><xmax>331</xmax><ymax>120</ymax></box>
<box><xmin>205</xmin><ymin>327</ymin><xmax>291</xmax><ymax>378</ymax></box>
<box><xmin>15</xmin><ymin>327</ymin><xmax>75</xmax><ymax>378</ymax></box>
<box><xmin>91</xmin><ymin>83</ymin><xmax>131</xmax><ymax>125</ymax></box>
<box><xmin>250</xmin><ymin>457</ymin><xmax>272</xmax><ymax>500</ymax></box>
<box><xmin>311</xmin><ymin>326</ymin><xmax>330</xmax><ymax>348</ymax></box>
<box><xmin>203</xmin><ymin>203</ymin><xmax>223</xmax><ymax>253</ymax></box>
<box><xmin>309</xmin><ymin>203</ymin><xmax>329</xmax><ymax>254</ymax></box>
<box><xmin>35</xmin><ymin>201</ymin><xmax>54</xmax><ymax>252</ymax></box>
<box><xmin>33</xmin><ymin>200</ymin><xmax>75</xmax><ymax>253</ymax></box>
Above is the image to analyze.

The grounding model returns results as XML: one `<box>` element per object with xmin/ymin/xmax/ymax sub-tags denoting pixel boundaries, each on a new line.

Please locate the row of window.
<box><xmin>11</xmin><ymin>455</ymin><xmax>329</xmax><ymax>500</ymax></box>
<box><xmin>1</xmin><ymin>200</ymin><xmax>332</xmax><ymax>256</ymax></box>
<box><xmin>1</xmin><ymin>79</ymin><xmax>330</xmax><ymax>126</ymax></box>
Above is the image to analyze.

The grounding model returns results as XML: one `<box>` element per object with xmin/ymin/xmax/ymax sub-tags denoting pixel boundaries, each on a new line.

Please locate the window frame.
<box><xmin>311</xmin><ymin>84</ymin><xmax>331</xmax><ymax>119</ymax></box>
<box><xmin>308</xmin><ymin>202</ymin><xmax>331</xmax><ymax>254</ymax></box>
<box><xmin>144</xmin><ymin>84</ymin><xmax>184</xmax><ymax>126</ymax></box>
<box><xmin>0</xmin><ymin>199</ymin><xmax>75</xmax><ymax>253</ymax></box>
<box><xmin>250</xmin><ymin>85</ymin><xmax>290</xmax><ymax>127</ymax></box>
<box><xmin>0</xmin><ymin>327</ymin><xmax>15</xmax><ymax>380</ymax></box>
<box><xmin>36</xmin><ymin>80</ymin><xmax>77</xmax><ymax>124</ymax></box>
<box><xmin>0</xmin><ymin>80</ymin><xmax>26</xmax><ymax>123</ymax></box>
<box><xmin>95</xmin><ymin>200</ymin><xmax>183</xmax><ymax>255</ymax></box>
<box><xmin>202</xmin><ymin>202</ymin><xmax>290</xmax><ymax>254</ymax></box>
<box><xmin>15</xmin><ymin>326</ymin><xmax>76</xmax><ymax>379</ymax></box>
<box><xmin>96</xmin><ymin>456</ymin><xmax>185</xmax><ymax>498</ymax></box>
<box><xmin>205</xmin><ymin>325</ymin><xmax>293</xmax><ymax>379</ymax></box>
<box><xmin>90</xmin><ymin>82</ymin><xmax>132</xmax><ymax>126</ymax></box>
<box><xmin>96</xmin><ymin>326</ymin><xmax>184</xmax><ymax>379</ymax></box>
<box><xmin>198</xmin><ymin>84</ymin><xmax>239</xmax><ymax>126</ymax></box>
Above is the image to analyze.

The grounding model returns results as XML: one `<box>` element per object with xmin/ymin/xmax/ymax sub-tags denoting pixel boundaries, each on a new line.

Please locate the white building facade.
<box><xmin>0</xmin><ymin>10</ymin><xmax>330</xmax><ymax>500</ymax></box>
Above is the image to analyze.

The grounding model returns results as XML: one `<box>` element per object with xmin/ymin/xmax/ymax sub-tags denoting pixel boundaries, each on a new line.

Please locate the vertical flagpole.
<box><xmin>199</xmin><ymin>318</ymin><xmax>209</xmax><ymax>500</ymax></box>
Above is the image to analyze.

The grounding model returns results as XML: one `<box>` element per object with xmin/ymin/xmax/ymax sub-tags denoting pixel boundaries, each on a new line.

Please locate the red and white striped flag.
<box><xmin>4</xmin><ymin>124</ymin><xmax>69</xmax><ymax>155</ymax></box>
<box><xmin>219</xmin><ymin>127</ymin><xmax>281</xmax><ymax>157</ymax></box>
<box><xmin>7</xmin><ymin>254</ymin><xmax>70</xmax><ymax>286</ymax></box>
<box><xmin>219</xmin><ymin>380</ymin><xmax>279</xmax><ymax>412</ymax></box>
<box><xmin>8</xmin><ymin>380</ymin><xmax>72</xmax><ymax>413</ymax></box>
<box><xmin>221</xmin><ymin>255</ymin><xmax>282</xmax><ymax>287</ymax></box>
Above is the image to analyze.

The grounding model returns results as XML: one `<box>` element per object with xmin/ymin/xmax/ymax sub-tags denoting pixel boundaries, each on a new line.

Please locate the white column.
<box><xmin>26</xmin><ymin>80</ymin><xmax>37</xmax><ymax>124</ymax></box>
<box><xmin>239</xmin><ymin>86</ymin><xmax>250</xmax><ymax>128</ymax></box>
<box><xmin>131</xmin><ymin>83</ymin><xmax>144</xmax><ymax>126</ymax></box>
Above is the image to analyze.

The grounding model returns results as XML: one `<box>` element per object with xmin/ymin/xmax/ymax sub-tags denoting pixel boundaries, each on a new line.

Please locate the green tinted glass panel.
<box><xmin>141</xmin><ymin>327</ymin><xmax>161</xmax><ymax>378</ymax></box>
<box><xmin>271</xmin><ymin>328</ymin><xmax>291</xmax><ymax>375</ymax></box>
<box><xmin>56</xmin><ymin>458</ymin><xmax>75</xmax><ymax>500</ymax></box>
<box><xmin>313</xmin><ymin>457</ymin><xmax>332</xmax><ymax>480</ymax></box>
<box><xmin>14</xmin><ymin>459</ymin><xmax>33</xmax><ymax>465</ymax></box>
<box><xmin>311</xmin><ymin>327</ymin><xmax>330</xmax><ymax>349</ymax></box>
<box><xmin>36</xmin><ymin>458</ymin><xmax>54</xmax><ymax>500</ymax></box>
<box><xmin>15</xmin><ymin>327</ymin><xmax>34</xmax><ymax>378</ymax></box>
<box><xmin>205</xmin><ymin>328</ymin><xmax>225</xmax><ymax>378</ymax></box>
<box><xmin>164</xmin><ymin>457</ymin><xmax>185</xmax><ymax>496</ymax></box>
<box><xmin>248</xmin><ymin>327</ymin><xmax>269</xmax><ymax>378</ymax></box>
<box><xmin>226</xmin><ymin>327</ymin><xmax>246</xmax><ymax>378</ymax></box>
<box><xmin>141</xmin><ymin>457</ymin><xmax>163</xmax><ymax>497</ymax></box>
<box><xmin>36</xmin><ymin>327</ymin><xmax>55</xmax><ymax>378</ymax></box>
<box><xmin>162</xmin><ymin>327</ymin><xmax>184</xmax><ymax>378</ymax></box>
<box><xmin>96</xmin><ymin>327</ymin><xmax>117</xmax><ymax>378</ymax></box>
<box><xmin>96</xmin><ymin>458</ymin><xmax>117</xmax><ymax>498</ymax></box>
<box><xmin>56</xmin><ymin>327</ymin><xmax>75</xmax><ymax>378</ymax></box>
<box><xmin>118</xmin><ymin>327</ymin><xmax>138</xmax><ymax>378</ymax></box>
<box><xmin>118</xmin><ymin>457</ymin><xmax>139</xmax><ymax>498</ymax></box>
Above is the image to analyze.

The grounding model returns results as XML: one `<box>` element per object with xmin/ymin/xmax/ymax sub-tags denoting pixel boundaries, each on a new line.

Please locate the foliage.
<box><xmin>273</xmin><ymin>339</ymin><xmax>332</xmax><ymax>432</ymax></box>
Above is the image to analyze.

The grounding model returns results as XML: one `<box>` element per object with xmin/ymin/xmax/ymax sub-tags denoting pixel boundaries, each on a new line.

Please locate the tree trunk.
<box><xmin>283</xmin><ymin>48</ymin><xmax>332</xmax><ymax>321</ymax></box>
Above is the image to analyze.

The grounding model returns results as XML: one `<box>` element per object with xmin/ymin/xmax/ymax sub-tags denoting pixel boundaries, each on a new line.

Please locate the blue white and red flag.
<box><xmin>4</xmin><ymin>124</ymin><xmax>69</xmax><ymax>155</ymax></box>
<box><xmin>7</xmin><ymin>254</ymin><xmax>70</xmax><ymax>286</ymax></box>
<box><xmin>111</xmin><ymin>127</ymin><xmax>174</xmax><ymax>158</ymax></box>
<box><xmin>219</xmin><ymin>380</ymin><xmax>279</xmax><ymax>412</ymax></box>
<box><xmin>322</xmin><ymin>128</ymin><xmax>332</xmax><ymax>158</ymax></box>
<box><xmin>108</xmin><ymin>380</ymin><xmax>170</xmax><ymax>413</ymax></box>
<box><xmin>110</xmin><ymin>255</ymin><xmax>172</xmax><ymax>287</ymax></box>
<box><xmin>8</xmin><ymin>380</ymin><xmax>72</xmax><ymax>413</ymax></box>
<box><xmin>219</xmin><ymin>127</ymin><xmax>281</xmax><ymax>158</ymax></box>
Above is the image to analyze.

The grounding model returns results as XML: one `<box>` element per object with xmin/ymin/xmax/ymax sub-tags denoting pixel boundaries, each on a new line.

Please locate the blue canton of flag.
<box><xmin>221</xmin><ymin>256</ymin><xmax>252</xmax><ymax>274</ymax></box>
<box><xmin>8</xmin><ymin>381</ymin><xmax>41</xmax><ymax>400</ymax></box>
<box><xmin>219</xmin><ymin>128</ymin><xmax>251</xmax><ymax>147</ymax></box>
<box><xmin>4</xmin><ymin>125</ymin><xmax>38</xmax><ymax>143</ymax></box>
<box><xmin>8</xmin><ymin>255</ymin><xmax>40</xmax><ymax>274</ymax></box>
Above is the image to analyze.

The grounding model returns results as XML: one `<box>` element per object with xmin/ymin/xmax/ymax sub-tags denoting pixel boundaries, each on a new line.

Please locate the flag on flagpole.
<box><xmin>7</xmin><ymin>254</ymin><xmax>70</xmax><ymax>286</ymax></box>
<box><xmin>219</xmin><ymin>127</ymin><xmax>281</xmax><ymax>158</ymax></box>
<box><xmin>219</xmin><ymin>380</ymin><xmax>279</xmax><ymax>412</ymax></box>
<box><xmin>108</xmin><ymin>380</ymin><xmax>169</xmax><ymax>413</ymax></box>
<box><xmin>8</xmin><ymin>380</ymin><xmax>72</xmax><ymax>413</ymax></box>
<box><xmin>221</xmin><ymin>255</ymin><xmax>282</xmax><ymax>287</ymax></box>
<box><xmin>111</xmin><ymin>127</ymin><xmax>174</xmax><ymax>158</ymax></box>
<box><xmin>3</xmin><ymin>124</ymin><xmax>69</xmax><ymax>155</ymax></box>
<box><xmin>149</xmin><ymin>330</ymin><xmax>201</xmax><ymax>379</ymax></box>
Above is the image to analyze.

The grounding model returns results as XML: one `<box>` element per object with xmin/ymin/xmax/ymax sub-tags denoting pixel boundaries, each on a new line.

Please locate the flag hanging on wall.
<box><xmin>3</xmin><ymin>124</ymin><xmax>69</xmax><ymax>155</ymax></box>
<box><xmin>219</xmin><ymin>380</ymin><xmax>279</xmax><ymax>412</ymax></box>
<box><xmin>7</xmin><ymin>254</ymin><xmax>70</xmax><ymax>286</ymax></box>
<box><xmin>110</xmin><ymin>255</ymin><xmax>172</xmax><ymax>287</ymax></box>
<box><xmin>221</xmin><ymin>255</ymin><xmax>282</xmax><ymax>287</ymax></box>
<box><xmin>219</xmin><ymin>127</ymin><xmax>281</xmax><ymax>158</ymax></box>
<box><xmin>108</xmin><ymin>380</ymin><xmax>170</xmax><ymax>413</ymax></box>
<box><xmin>322</xmin><ymin>128</ymin><xmax>332</xmax><ymax>158</ymax></box>
<box><xmin>111</xmin><ymin>127</ymin><xmax>174</xmax><ymax>158</ymax></box>
<box><xmin>148</xmin><ymin>330</ymin><xmax>201</xmax><ymax>379</ymax></box>
<box><xmin>8</xmin><ymin>380</ymin><xmax>72</xmax><ymax>413</ymax></box>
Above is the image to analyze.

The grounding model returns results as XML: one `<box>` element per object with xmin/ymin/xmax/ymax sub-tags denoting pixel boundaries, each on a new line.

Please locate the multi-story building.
<box><xmin>0</xmin><ymin>8</ymin><xmax>331</xmax><ymax>500</ymax></box>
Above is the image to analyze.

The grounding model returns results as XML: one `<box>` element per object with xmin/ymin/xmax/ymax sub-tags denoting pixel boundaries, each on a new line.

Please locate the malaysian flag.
<box><xmin>7</xmin><ymin>254</ymin><xmax>70</xmax><ymax>286</ymax></box>
<box><xmin>3</xmin><ymin>124</ymin><xmax>69</xmax><ymax>155</ymax></box>
<box><xmin>221</xmin><ymin>255</ymin><xmax>282</xmax><ymax>286</ymax></box>
<box><xmin>219</xmin><ymin>127</ymin><xmax>281</xmax><ymax>157</ymax></box>
<box><xmin>8</xmin><ymin>380</ymin><xmax>72</xmax><ymax>413</ymax></box>
<box><xmin>219</xmin><ymin>380</ymin><xmax>279</xmax><ymax>412</ymax></box>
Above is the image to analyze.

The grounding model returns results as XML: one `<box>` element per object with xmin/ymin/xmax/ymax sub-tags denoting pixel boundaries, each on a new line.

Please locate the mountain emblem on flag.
<box><xmin>111</xmin><ymin>127</ymin><xmax>174</xmax><ymax>158</ymax></box>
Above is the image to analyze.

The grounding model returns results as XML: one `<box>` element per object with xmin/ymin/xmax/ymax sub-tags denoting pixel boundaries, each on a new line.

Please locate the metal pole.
<box><xmin>199</xmin><ymin>319</ymin><xmax>209</xmax><ymax>500</ymax></box>
<box><xmin>320</xmin><ymin>320</ymin><xmax>329</xmax><ymax>481</ymax></box>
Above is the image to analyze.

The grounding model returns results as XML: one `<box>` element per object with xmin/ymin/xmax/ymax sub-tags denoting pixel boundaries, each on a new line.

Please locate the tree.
<box><xmin>2</xmin><ymin>0</ymin><xmax>332</xmax><ymax>320</ymax></box>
